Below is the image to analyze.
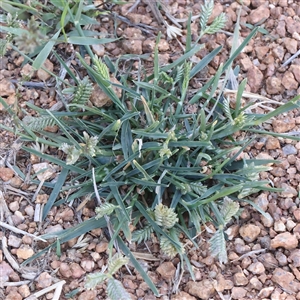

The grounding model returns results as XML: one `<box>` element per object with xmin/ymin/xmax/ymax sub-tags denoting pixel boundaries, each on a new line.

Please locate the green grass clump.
<box><xmin>1</xmin><ymin>0</ymin><xmax>300</xmax><ymax>298</ymax></box>
<box><xmin>0</xmin><ymin>0</ymin><xmax>118</xmax><ymax>68</ymax></box>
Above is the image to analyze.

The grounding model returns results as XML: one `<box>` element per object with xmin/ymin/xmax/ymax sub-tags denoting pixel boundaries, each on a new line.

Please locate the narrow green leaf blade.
<box><xmin>32</xmin><ymin>29</ymin><xmax>61</xmax><ymax>70</ymax></box>
<box><xmin>42</xmin><ymin>168</ymin><xmax>69</xmax><ymax>220</ymax></box>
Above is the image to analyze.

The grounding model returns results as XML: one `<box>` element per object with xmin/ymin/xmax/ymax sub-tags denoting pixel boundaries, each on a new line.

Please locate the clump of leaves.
<box><xmin>1</xmin><ymin>0</ymin><xmax>300</xmax><ymax>297</ymax></box>
<box><xmin>0</xmin><ymin>0</ymin><xmax>118</xmax><ymax>69</ymax></box>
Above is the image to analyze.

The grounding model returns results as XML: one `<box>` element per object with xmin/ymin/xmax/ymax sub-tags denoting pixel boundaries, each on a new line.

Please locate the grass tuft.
<box><xmin>1</xmin><ymin>0</ymin><xmax>300</xmax><ymax>297</ymax></box>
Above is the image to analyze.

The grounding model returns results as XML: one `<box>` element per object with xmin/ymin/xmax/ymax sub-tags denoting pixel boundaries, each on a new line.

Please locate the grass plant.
<box><xmin>1</xmin><ymin>0</ymin><xmax>300</xmax><ymax>298</ymax></box>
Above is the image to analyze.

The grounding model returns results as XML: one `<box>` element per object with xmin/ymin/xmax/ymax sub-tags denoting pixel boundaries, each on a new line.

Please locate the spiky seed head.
<box><xmin>154</xmin><ymin>203</ymin><xmax>178</xmax><ymax>229</ymax></box>
<box><xmin>160</xmin><ymin>235</ymin><xmax>184</xmax><ymax>258</ymax></box>
<box><xmin>93</xmin><ymin>55</ymin><xmax>110</xmax><ymax>80</ymax></box>
<box><xmin>82</xmin><ymin>131</ymin><xmax>99</xmax><ymax>157</ymax></box>
<box><xmin>60</xmin><ymin>143</ymin><xmax>81</xmax><ymax>165</ymax></box>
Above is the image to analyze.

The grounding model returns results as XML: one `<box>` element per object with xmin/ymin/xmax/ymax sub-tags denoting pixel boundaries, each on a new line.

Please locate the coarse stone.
<box><xmin>272</xmin><ymin>268</ymin><xmax>299</xmax><ymax>293</ymax></box>
<box><xmin>44</xmin><ymin>224</ymin><xmax>63</xmax><ymax>234</ymax></box>
<box><xmin>278</xmin><ymin>0</ymin><xmax>288</xmax><ymax>6</ymax></box>
<box><xmin>272</xmin><ymin>45</ymin><xmax>285</xmax><ymax>61</ymax></box>
<box><xmin>239</xmin><ymin>224</ymin><xmax>261</xmax><ymax>242</ymax></box>
<box><xmin>157</xmin><ymin>262</ymin><xmax>176</xmax><ymax>281</ymax></box>
<box><xmin>91</xmin><ymin>44</ymin><xmax>105</xmax><ymax>57</ymax></box>
<box><xmin>233</xmin><ymin>272</ymin><xmax>249</xmax><ymax>286</ymax></box>
<box><xmin>240</xmin><ymin>56</ymin><xmax>252</xmax><ymax>71</ymax></box>
<box><xmin>248</xmin><ymin>261</ymin><xmax>265</xmax><ymax>274</ymax></box>
<box><xmin>290</xmin><ymin>265</ymin><xmax>300</xmax><ymax>283</ymax></box>
<box><xmin>228</xmin><ymin>251</ymin><xmax>239</xmax><ymax>261</ymax></box>
<box><xmin>158</xmin><ymin>39</ymin><xmax>170</xmax><ymax>52</ymax></box>
<box><xmin>123</xmin><ymin>28</ymin><xmax>144</xmax><ymax>40</ymax></box>
<box><xmin>225</xmin><ymin>224</ymin><xmax>240</xmax><ymax>240</ymax></box>
<box><xmin>10</xmin><ymin>177</ymin><xmax>22</xmax><ymax>188</ymax></box>
<box><xmin>8</xmin><ymin>201</ymin><xmax>19</xmax><ymax>212</ymax></box>
<box><xmin>59</xmin><ymin>263</ymin><xmax>72</xmax><ymax>278</ymax></box>
<box><xmin>261</xmin><ymin>212</ymin><xmax>274</xmax><ymax>227</ymax></box>
<box><xmin>270</xmin><ymin>167</ymin><xmax>285</xmax><ymax>177</ymax></box>
<box><xmin>70</xmin><ymin>263</ymin><xmax>85</xmax><ymax>279</ymax></box>
<box><xmin>255</xmin><ymin>46</ymin><xmax>269</xmax><ymax>59</ymax></box>
<box><xmin>16</xmin><ymin>246</ymin><xmax>34</xmax><ymax>259</ymax></box>
<box><xmin>80</xmin><ymin>260</ymin><xmax>95</xmax><ymax>272</ymax></box>
<box><xmin>8</xmin><ymin>235</ymin><xmax>22</xmax><ymax>248</ymax></box>
<box><xmin>241</xmin><ymin>0</ymin><xmax>250</xmax><ymax>5</ymax></box>
<box><xmin>293</xmin><ymin>224</ymin><xmax>300</xmax><ymax>233</ymax></box>
<box><xmin>289</xmin><ymin>249</ymin><xmax>300</xmax><ymax>268</ymax></box>
<box><xmin>213</xmin><ymin>274</ymin><xmax>227</xmax><ymax>292</ymax></box>
<box><xmin>266</xmin><ymin>137</ymin><xmax>281</xmax><ymax>150</ymax></box>
<box><xmin>275</xmin><ymin>252</ymin><xmax>288</xmax><ymax>266</ymax></box>
<box><xmin>286</xmin><ymin>219</ymin><xmax>296</xmax><ymax>231</ymax></box>
<box><xmin>280</xmin><ymin>183</ymin><xmax>298</xmax><ymax>198</ymax></box>
<box><xmin>78</xmin><ymin>290</ymin><xmax>97</xmax><ymax>300</ymax></box>
<box><xmin>95</xmin><ymin>241</ymin><xmax>108</xmax><ymax>253</ymax></box>
<box><xmin>244</xmin><ymin>256</ymin><xmax>256</xmax><ymax>269</ymax></box>
<box><xmin>171</xmin><ymin>291</ymin><xmax>197</xmax><ymax>300</ymax></box>
<box><xmin>282</xmin><ymin>144</ymin><xmax>297</xmax><ymax>156</ymax></box>
<box><xmin>123</xmin><ymin>276</ymin><xmax>138</xmax><ymax>290</ymax></box>
<box><xmin>127</xmin><ymin>13</ymin><xmax>142</xmax><ymax>24</ymax></box>
<box><xmin>255</xmin><ymin>193</ymin><xmax>269</xmax><ymax>211</ymax></box>
<box><xmin>0</xmin><ymin>79</ymin><xmax>16</xmax><ymax>97</ymax></box>
<box><xmin>284</xmin><ymin>193</ymin><xmax>297</xmax><ymax>207</ymax></box>
<box><xmin>142</xmin><ymin>39</ymin><xmax>155</xmax><ymax>53</ymax></box>
<box><xmin>57</xmin><ymin>207</ymin><xmax>74</xmax><ymax>221</ymax></box>
<box><xmin>0</xmin><ymin>167</ymin><xmax>14</xmax><ymax>181</ymax></box>
<box><xmin>122</xmin><ymin>39</ymin><xmax>143</xmax><ymax>54</ymax></box>
<box><xmin>251</xmin><ymin>0</ymin><xmax>266</xmax><ymax>7</ymax></box>
<box><xmin>282</xmin><ymin>71</ymin><xmax>298</xmax><ymax>90</ymax></box>
<box><xmin>290</xmin><ymin>65</ymin><xmax>300</xmax><ymax>82</ymax></box>
<box><xmin>276</xmin><ymin>20</ymin><xmax>286</xmax><ymax>37</ymax></box>
<box><xmin>158</xmin><ymin>53</ymin><xmax>170</xmax><ymax>66</ymax></box>
<box><xmin>231</xmin><ymin>287</ymin><xmax>247</xmax><ymax>299</ymax></box>
<box><xmin>248</xmin><ymin>5</ymin><xmax>270</xmax><ymax>24</ymax></box>
<box><xmin>286</xmin><ymin>17</ymin><xmax>300</xmax><ymax>35</ymax></box>
<box><xmin>0</xmin><ymin>261</ymin><xmax>14</xmax><ymax>283</ymax></box>
<box><xmin>235</xmin><ymin>243</ymin><xmax>251</xmax><ymax>254</ymax></box>
<box><xmin>36</xmin><ymin>272</ymin><xmax>52</xmax><ymax>288</ymax></box>
<box><xmin>258</xmin><ymin>287</ymin><xmax>275</xmax><ymax>298</ymax></box>
<box><xmin>186</xmin><ymin>280</ymin><xmax>215</xmax><ymax>300</ymax></box>
<box><xmin>274</xmin><ymin>220</ymin><xmax>286</xmax><ymax>232</ymax></box>
<box><xmin>90</xmin><ymin>77</ymin><xmax>121</xmax><ymax>107</ymax></box>
<box><xmin>202</xmin><ymin>255</ymin><xmax>214</xmax><ymax>266</ymax></box>
<box><xmin>12</xmin><ymin>212</ymin><xmax>24</xmax><ymax>225</ymax></box>
<box><xmin>272</xmin><ymin>118</ymin><xmax>296</xmax><ymax>133</ymax></box>
<box><xmin>18</xmin><ymin>285</ymin><xmax>30</xmax><ymax>298</ymax></box>
<box><xmin>247</xmin><ymin>65</ymin><xmax>263</xmax><ymax>92</ymax></box>
<box><xmin>37</xmin><ymin>59</ymin><xmax>53</xmax><ymax>81</ymax></box>
<box><xmin>266</xmin><ymin>77</ymin><xmax>282</xmax><ymax>95</ymax></box>
<box><xmin>293</xmin><ymin>209</ymin><xmax>300</xmax><ymax>221</ymax></box>
<box><xmin>271</xmin><ymin>232</ymin><xmax>298</xmax><ymax>249</ymax></box>
<box><xmin>242</xmin><ymin>257</ymin><xmax>252</xmax><ymax>269</ymax></box>
<box><xmin>249</xmin><ymin>277</ymin><xmax>263</xmax><ymax>290</ymax></box>
<box><xmin>20</xmin><ymin>63</ymin><xmax>35</xmax><ymax>78</ymax></box>
<box><xmin>283</xmin><ymin>38</ymin><xmax>298</xmax><ymax>54</ymax></box>
<box><xmin>258</xmin><ymin>253</ymin><xmax>278</xmax><ymax>269</ymax></box>
<box><xmin>6</xmin><ymin>291</ymin><xmax>22</xmax><ymax>300</ymax></box>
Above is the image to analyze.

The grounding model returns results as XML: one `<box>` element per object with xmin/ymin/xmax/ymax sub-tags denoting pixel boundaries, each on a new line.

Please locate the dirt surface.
<box><xmin>1</xmin><ymin>0</ymin><xmax>300</xmax><ymax>299</ymax></box>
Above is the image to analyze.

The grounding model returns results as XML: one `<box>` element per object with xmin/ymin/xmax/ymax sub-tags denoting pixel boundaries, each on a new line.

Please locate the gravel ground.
<box><xmin>1</xmin><ymin>0</ymin><xmax>300</xmax><ymax>299</ymax></box>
